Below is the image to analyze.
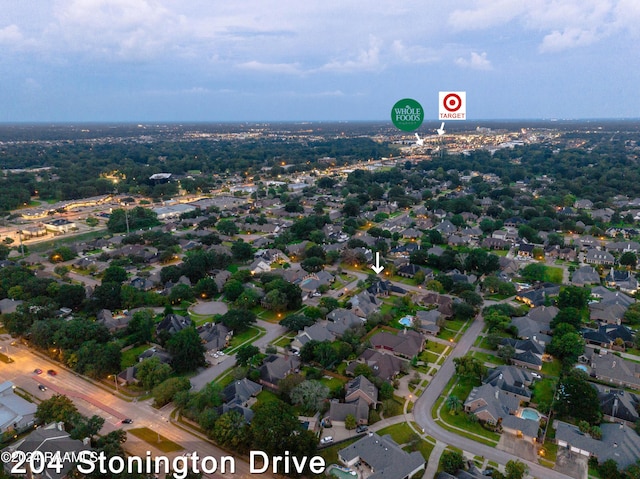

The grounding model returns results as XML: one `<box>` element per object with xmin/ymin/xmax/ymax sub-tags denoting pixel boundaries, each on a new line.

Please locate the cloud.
<box><xmin>0</xmin><ymin>24</ymin><xmax>23</xmax><ymax>44</ymax></box>
<box><xmin>449</xmin><ymin>0</ymin><xmax>527</xmax><ymax>31</ymax></box>
<box><xmin>455</xmin><ymin>51</ymin><xmax>493</xmax><ymax>70</ymax></box>
<box><xmin>539</xmin><ymin>28</ymin><xmax>600</xmax><ymax>52</ymax></box>
<box><xmin>236</xmin><ymin>61</ymin><xmax>303</xmax><ymax>75</ymax></box>
<box><xmin>319</xmin><ymin>35</ymin><xmax>383</xmax><ymax>73</ymax></box>
<box><xmin>391</xmin><ymin>40</ymin><xmax>440</xmax><ymax>64</ymax></box>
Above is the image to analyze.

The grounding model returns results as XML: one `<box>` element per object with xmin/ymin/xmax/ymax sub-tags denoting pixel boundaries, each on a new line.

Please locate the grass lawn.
<box><xmin>541</xmin><ymin>359</ymin><xmax>562</xmax><ymax>378</ymax></box>
<box><xmin>127</xmin><ymin>427</ymin><xmax>183</xmax><ymax>453</ymax></box>
<box><xmin>444</xmin><ymin>318</ymin><xmax>467</xmax><ymax>332</ymax></box>
<box><xmin>320</xmin><ymin>376</ymin><xmax>346</xmax><ymax>391</ymax></box>
<box><xmin>419</xmin><ymin>351</ymin><xmax>440</xmax><ymax>364</ymax></box>
<box><xmin>425</xmin><ymin>341</ymin><xmax>447</xmax><ymax>354</ymax></box>
<box><xmin>273</xmin><ymin>334</ymin><xmax>294</xmax><ymax>348</ymax></box>
<box><xmin>227</xmin><ymin>326</ymin><xmax>264</xmax><ymax>351</ymax></box>
<box><xmin>532</xmin><ymin>378</ymin><xmax>556</xmax><ymax>408</ymax></box>
<box><xmin>319</xmin><ymin>438</ymin><xmax>358</xmax><ymax>465</ymax></box>
<box><xmin>434</xmin><ymin>377</ymin><xmax>501</xmax><ymax>445</ymax></box>
<box><xmin>438</xmin><ymin>329</ymin><xmax>457</xmax><ymax>342</ymax></box>
<box><xmin>543</xmin><ymin>266</ymin><xmax>564</xmax><ymax>284</ymax></box>
<box><xmin>377</xmin><ymin>423</ymin><xmax>418</xmax><ymax>445</ymax></box>
<box><xmin>121</xmin><ymin>344</ymin><xmax>151</xmax><ymax>369</ymax></box>
<box><xmin>254</xmin><ymin>390</ymin><xmax>280</xmax><ymax>408</ymax></box>
<box><xmin>471</xmin><ymin>351</ymin><xmax>505</xmax><ymax>366</ymax></box>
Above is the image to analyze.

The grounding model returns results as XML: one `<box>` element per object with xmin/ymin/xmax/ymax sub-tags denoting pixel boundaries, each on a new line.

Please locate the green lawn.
<box><xmin>320</xmin><ymin>376</ymin><xmax>346</xmax><ymax>391</ymax></box>
<box><xmin>254</xmin><ymin>390</ymin><xmax>280</xmax><ymax>408</ymax></box>
<box><xmin>273</xmin><ymin>334</ymin><xmax>294</xmax><ymax>348</ymax></box>
<box><xmin>425</xmin><ymin>341</ymin><xmax>447</xmax><ymax>354</ymax></box>
<box><xmin>531</xmin><ymin>378</ymin><xmax>556</xmax><ymax>409</ymax></box>
<box><xmin>438</xmin><ymin>329</ymin><xmax>457</xmax><ymax>341</ymax></box>
<box><xmin>377</xmin><ymin>423</ymin><xmax>418</xmax><ymax>445</ymax></box>
<box><xmin>444</xmin><ymin>318</ymin><xmax>467</xmax><ymax>332</ymax></box>
<box><xmin>120</xmin><ymin>344</ymin><xmax>151</xmax><ymax>369</ymax></box>
<box><xmin>127</xmin><ymin>427</ymin><xmax>183</xmax><ymax>453</ymax></box>
<box><xmin>227</xmin><ymin>326</ymin><xmax>264</xmax><ymax>351</ymax></box>
<box><xmin>543</xmin><ymin>266</ymin><xmax>564</xmax><ymax>284</ymax></box>
<box><xmin>541</xmin><ymin>359</ymin><xmax>562</xmax><ymax>377</ymax></box>
<box><xmin>471</xmin><ymin>351</ymin><xmax>506</xmax><ymax>366</ymax></box>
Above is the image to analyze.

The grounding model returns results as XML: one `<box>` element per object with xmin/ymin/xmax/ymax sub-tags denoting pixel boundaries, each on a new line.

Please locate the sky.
<box><xmin>1</xmin><ymin>0</ymin><xmax>640</xmax><ymax>122</ymax></box>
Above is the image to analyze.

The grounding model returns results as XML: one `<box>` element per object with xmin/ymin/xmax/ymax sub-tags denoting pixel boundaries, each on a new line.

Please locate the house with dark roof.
<box><xmin>585</xmin><ymin>249</ymin><xmax>615</xmax><ymax>266</ymax></box>
<box><xmin>327</xmin><ymin>397</ymin><xmax>370</xmax><ymax>425</ymax></box>
<box><xmin>499</xmin><ymin>338</ymin><xmax>545</xmax><ymax>370</ymax></box>
<box><xmin>511</xmin><ymin>306</ymin><xmax>556</xmax><ymax>347</ymax></box>
<box><xmin>605</xmin><ymin>268</ymin><xmax>638</xmax><ymax>294</ymax></box>
<box><xmin>197</xmin><ymin>322</ymin><xmax>232</xmax><ymax>351</ymax></box>
<box><xmin>554</xmin><ymin>420</ymin><xmax>640</xmax><ymax>469</ymax></box>
<box><xmin>346</xmin><ymin>349</ymin><xmax>407</xmax><ymax>381</ymax></box>
<box><xmin>582</xmin><ymin>324</ymin><xmax>634</xmax><ymax>349</ymax></box>
<box><xmin>345</xmin><ymin>375</ymin><xmax>378</xmax><ymax>406</ymax></box>
<box><xmin>338</xmin><ymin>433</ymin><xmax>425</xmax><ymax>479</ymax></box>
<box><xmin>586</xmin><ymin>350</ymin><xmax>640</xmax><ymax>390</ymax></box>
<box><xmin>415</xmin><ymin>309</ymin><xmax>441</xmax><ymax>335</ymax></box>
<box><xmin>419</xmin><ymin>292</ymin><xmax>454</xmax><ymax>317</ymax></box>
<box><xmin>369</xmin><ymin>330</ymin><xmax>425</xmax><ymax>359</ymax></box>
<box><xmin>219</xmin><ymin>378</ymin><xmax>262</xmax><ymax>423</ymax></box>
<box><xmin>348</xmin><ymin>291</ymin><xmax>381</xmax><ymax>319</ymax></box>
<box><xmin>571</xmin><ymin>265</ymin><xmax>601</xmax><ymax>286</ymax></box>
<box><xmin>258</xmin><ymin>354</ymin><xmax>300</xmax><ymax>390</ymax></box>
<box><xmin>589</xmin><ymin>289</ymin><xmax>634</xmax><ymax>324</ymax></box>
<box><xmin>156</xmin><ymin>313</ymin><xmax>192</xmax><ymax>336</ymax></box>
<box><xmin>2</xmin><ymin>422</ymin><xmax>90</xmax><ymax>479</ymax></box>
<box><xmin>484</xmin><ymin>366</ymin><xmax>533</xmax><ymax>402</ymax></box>
<box><xmin>596</xmin><ymin>386</ymin><xmax>639</xmax><ymax>426</ymax></box>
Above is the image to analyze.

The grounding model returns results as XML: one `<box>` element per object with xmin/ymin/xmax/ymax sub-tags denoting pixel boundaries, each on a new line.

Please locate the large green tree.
<box><xmin>166</xmin><ymin>327</ymin><xmax>206</xmax><ymax>374</ymax></box>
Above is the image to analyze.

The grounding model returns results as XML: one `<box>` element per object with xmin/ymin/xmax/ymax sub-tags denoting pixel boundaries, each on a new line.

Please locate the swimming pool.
<box><xmin>327</xmin><ymin>465</ymin><xmax>357</xmax><ymax>479</ymax></box>
<box><xmin>399</xmin><ymin>315</ymin><xmax>413</xmax><ymax>327</ymax></box>
<box><xmin>519</xmin><ymin>407</ymin><xmax>542</xmax><ymax>421</ymax></box>
<box><xmin>574</xmin><ymin>364</ymin><xmax>589</xmax><ymax>373</ymax></box>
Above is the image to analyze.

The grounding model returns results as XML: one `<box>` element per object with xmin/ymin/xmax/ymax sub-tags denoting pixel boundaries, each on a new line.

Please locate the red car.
<box><xmin>47</xmin><ymin>369</ymin><xmax>57</xmax><ymax>376</ymax></box>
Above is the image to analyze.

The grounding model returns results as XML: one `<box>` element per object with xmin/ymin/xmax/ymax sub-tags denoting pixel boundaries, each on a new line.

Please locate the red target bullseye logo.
<box><xmin>443</xmin><ymin>93</ymin><xmax>462</xmax><ymax>112</ymax></box>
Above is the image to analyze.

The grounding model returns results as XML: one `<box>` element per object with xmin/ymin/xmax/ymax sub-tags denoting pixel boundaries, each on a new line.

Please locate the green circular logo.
<box><xmin>391</xmin><ymin>98</ymin><xmax>424</xmax><ymax>131</ymax></box>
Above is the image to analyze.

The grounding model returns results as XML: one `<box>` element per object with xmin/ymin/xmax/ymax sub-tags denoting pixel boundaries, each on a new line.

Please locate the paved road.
<box><xmin>189</xmin><ymin>319</ymin><xmax>286</xmax><ymax>391</ymax></box>
<box><xmin>0</xmin><ymin>338</ymin><xmax>272</xmax><ymax>479</ymax></box>
<box><xmin>412</xmin><ymin>314</ymin><xmax>573</xmax><ymax>479</ymax></box>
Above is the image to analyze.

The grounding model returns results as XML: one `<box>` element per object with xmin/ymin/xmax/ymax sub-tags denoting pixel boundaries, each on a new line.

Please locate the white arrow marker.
<box><xmin>437</xmin><ymin>122</ymin><xmax>445</xmax><ymax>136</ymax></box>
<box><xmin>371</xmin><ymin>251</ymin><xmax>384</xmax><ymax>274</ymax></box>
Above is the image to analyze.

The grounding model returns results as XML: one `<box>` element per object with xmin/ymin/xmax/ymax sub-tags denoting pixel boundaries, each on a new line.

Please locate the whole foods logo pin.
<box><xmin>391</xmin><ymin>98</ymin><xmax>424</xmax><ymax>132</ymax></box>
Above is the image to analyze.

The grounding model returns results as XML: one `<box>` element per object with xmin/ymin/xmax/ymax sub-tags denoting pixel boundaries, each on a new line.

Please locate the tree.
<box><xmin>126</xmin><ymin>309</ymin><xmax>156</xmax><ymax>345</ymax></box>
<box><xmin>521</xmin><ymin>263</ymin><xmax>547</xmax><ymax>282</ymax></box>
<box><xmin>223</xmin><ymin>279</ymin><xmax>245</xmax><ymax>302</ymax></box>
<box><xmin>102</xmin><ymin>265</ymin><xmax>128</xmax><ymax>284</ymax></box>
<box><xmin>620</xmin><ymin>251</ymin><xmax>638</xmax><ymax>269</ymax></box>
<box><xmin>152</xmin><ymin>377</ymin><xmax>192</xmax><ymax>407</ymax></box>
<box><xmin>166</xmin><ymin>327</ymin><xmax>206</xmax><ymax>374</ymax></box>
<box><xmin>344</xmin><ymin>414</ymin><xmax>356</xmax><ymax>430</ymax></box>
<box><xmin>231</xmin><ymin>240</ymin><xmax>253</xmax><ymax>261</ymax></box>
<box><xmin>236</xmin><ymin>344</ymin><xmax>260</xmax><ymax>367</ymax></box>
<box><xmin>279</xmin><ymin>313</ymin><xmax>315</xmax><ymax>331</ymax></box>
<box><xmin>69</xmin><ymin>414</ymin><xmax>104</xmax><ymax>441</ymax></box>
<box><xmin>136</xmin><ymin>357</ymin><xmax>173</xmax><ymax>390</ymax></box>
<box><xmin>546</xmin><ymin>330</ymin><xmax>584</xmax><ymax>365</ymax></box>
<box><xmin>219</xmin><ymin>309</ymin><xmax>257</xmax><ymax>332</ymax></box>
<box><xmin>56</xmin><ymin>284</ymin><xmax>86</xmax><ymax>309</ymax></box>
<box><xmin>551</xmin><ymin>307</ymin><xmax>582</xmax><ymax>330</ymax></box>
<box><xmin>49</xmin><ymin>246</ymin><xmax>76</xmax><ymax>263</ymax></box>
<box><xmin>598</xmin><ymin>459</ymin><xmax>622</xmax><ymax>479</ymax></box>
<box><xmin>211</xmin><ymin>411</ymin><xmax>252</xmax><ymax>452</ymax></box>
<box><xmin>505</xmin><ymin>460</ymin><xmax>528</xmax><ymax>479</ymax></box>
<box><xmin>250</xmin><ymin>399</ymin><xmax>317</xmax><ymax>460</ymax></box>
<box><xmin>216</xmin><ymin>219</ymin><xmax>239</xmax><ymax>236</ymax></box>
<box><xmin>555</xmin><ymin>373</ymin><xmax>602</xmax><ymax>425</ymax></box>
<box><xmin>36</xmin><ymin>394</ymin><xmax>78</xmax><ymax>426</ymax></box>
<box><xmin>193</xmin><ymin>277</ymin><xmax>218</xmax><ymax>299</ymax></box>
<box><xmin>453</xmin><ymin>355</ymin><xmax>486</xmax><ymax>383</ymax></box>
<box><xmin>557</xmin><ymin>286</ymin><xmax>591</xmax><ymax>310</ymax></box>
<box><xmin>290</xmin><ymin>380</ymin><xmax>329</xmax><ymax>414</ymax></box>
<box><xmin>301</xmin><ymin>256</ymin><xmax>324</xmax><ymax>273</ymax></box>
<box><xmin>446</xmin><ymin>395</ymin><xmax>462</xmax><ymax>413</ymax></box>
<box><xmin>441</xmin><ymin>450</ymin><xmax>465</xmax><ymax>474</ymax></box>
<box><xmin>168</xmin><ymin>284</ymin><xmax>195</xmax><ymax>308</ymax></box>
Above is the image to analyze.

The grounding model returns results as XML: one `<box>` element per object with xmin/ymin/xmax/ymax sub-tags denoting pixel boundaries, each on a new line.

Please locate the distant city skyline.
<box><xmin>2</xmin><ymin>1</ymin><xmax>640</xmax><ymax>122</ymax></box>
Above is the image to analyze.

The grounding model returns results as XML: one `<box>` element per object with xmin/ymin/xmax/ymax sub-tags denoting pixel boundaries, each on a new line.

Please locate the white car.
<box><xmin>320</xmin><ymin>436</ymin><xmax>333</xmax><ymax>445</ymax></box>
<box><xmin>218</xmin><ymin>351</ymin><xmax>225</xmax><ymax>356</ymax></box>
<box><xmin>531</xmin><ymin>372</ymin><xmax>541</xmax><ymax>379</ymax></box>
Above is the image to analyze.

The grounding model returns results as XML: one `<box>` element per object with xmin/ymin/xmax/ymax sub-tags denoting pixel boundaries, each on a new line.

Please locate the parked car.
<box><xmin>34</xmin><ymin>369</ymin><xmax>43</xmax><ymax>374</ymax></box>
<box><xmin>531</xmin><ymin>372</ymin><xmax>541</xmax><ymax>379</ymax></box>
<box><xmin>320</xmin><ymin>436</ymin><xmax>333</xmax><ymax>445</ymax></box>
<box><xmin>121</xmin><ymin>419</ymin><xmax>133</xmax><ymax>424</ymax></box>
<box><xmin>38</xmin><ymin>385</ymin><xmax>47</xmax><ymax>391</ymax></box>
<box><xmin>47</xmin><ymin>370</ymin><xmax>57</xmax><ymax>376</ymax></box>
<box><xmin>355</xmin><ymin>425</ymin><xmax>368</xmax><ymax>433</ymax></box>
